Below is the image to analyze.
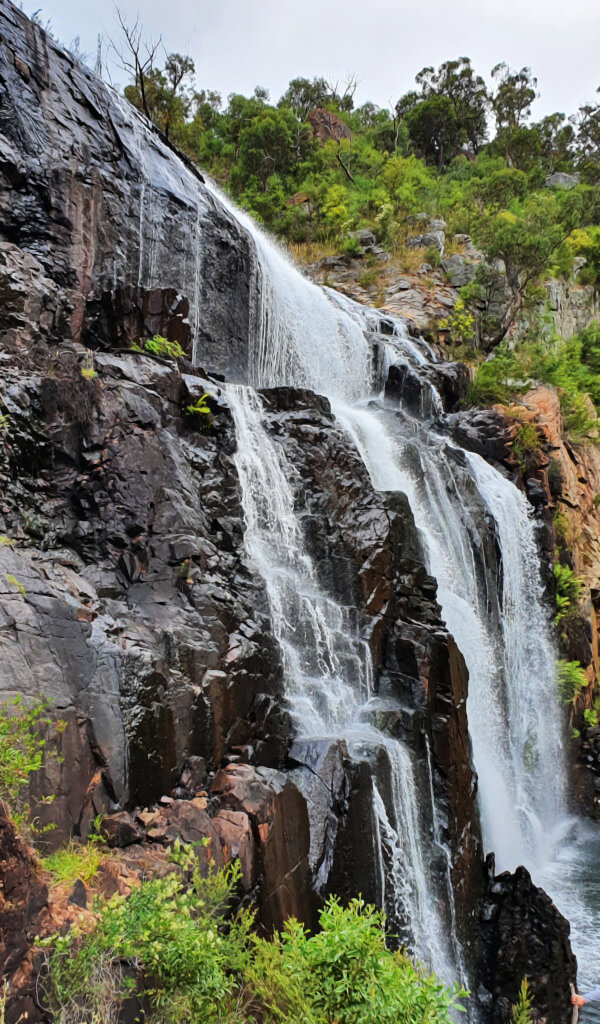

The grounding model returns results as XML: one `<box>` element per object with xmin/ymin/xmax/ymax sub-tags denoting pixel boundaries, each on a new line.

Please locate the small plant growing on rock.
<box><xmin>553</xmin><ymin>562</ymin><xmax>583</xmax><ymax>623</ymax></box>
<box><xmin>510</xmin><ymin>978</ymin><xmax>533</xmax><ymax>1024</ymax></box>
<box><xmin>4</xmin><ymin>573</ymin><xmax>25</xmax><ymax>596</ymax></box>
<box><xmin>184</xmin><ymin>393</ymin><xmax>211</xmax><ymax>417</ymax></box>
<box><xmin>556</xmin><ymin>659</ymin><xmax>587</xmax><ymax>704</ymax></box>
<box><xmin>43</xmin><ymin>840</ymin><xmax>106</xmax><ymax>887</ymax></box>
<box><xmin>510</xmin><ymin>421</ymin><xmax>540</xmax><ymax>468</ymax></box>
<box><xmin>80</xmin><ymin>350</ymin><xmax>98</xmax><ymax>380</ymax></box>
<box><xmin>142</xmin><ymin>335</ymin><xmax>185</xmax><ymax>360</ymax></box>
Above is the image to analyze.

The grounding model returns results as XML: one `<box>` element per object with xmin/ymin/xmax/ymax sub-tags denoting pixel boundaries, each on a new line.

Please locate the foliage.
<box><xmin>466</xmin><ymin>330</ymin><xmax>600</xmax><ymax>445</ymax></box>
<box><xmin>117</xmin><ymin>46</ymin><xmax>600</xmax><ymax>271</ymax></box>
<box><xmin>183</xmin><ymin>392</ymin><xmax>211</xmax><ymax>417</ymax></box>
<box><xmin>553</xmin><ymin>562</ymin><xmax>583</xmax><ymax>623</ymax></box>
<box><xmin>509</xmin><ymin>978</ymin><xmax>533</xmax><ymax>1024</ymax></box>
<box><xmin>556</xmin><ymin>659</ymin><xmax>587</xmax><ymax>704</ymax></box>
<box><xmin>142</xmin><ymin>335</ymin><xmax>185</xmax><ymax>359</ymax></box>
<box><xmin>246</xmin><ymin>897</ymin><xmax>466</xmax><ymax>1024</ymax></box>
<box><xmin>511</xmin><ymin>421</ymin><xmax>540</xmax><ymax>464</ymax></box>
<box><xmin>439</xmin><ymin>298</ymin><xmax>475</xmax><ymax>343</ymax></box>
<box><xmin>42</xmin><ymin>853</ymin><xmax>463</xmax><ymax>1024</ymax></box>
<box><xmin>0</xmin><ymin>696</ymin><xmax>64</xmax><ymax>834</ymax></box>
<box><xmin>43</xmin><ymin>841</ymin><xmax>106</xmax><ymax>886</ymax></box>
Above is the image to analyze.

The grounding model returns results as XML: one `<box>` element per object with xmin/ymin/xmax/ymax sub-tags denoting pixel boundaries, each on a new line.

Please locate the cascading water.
<box><xmin>227</xmin><ymin>383</ymin><xmax>456</xmax><ymax>981</ymax></box>
<box><xmin>100</xmin><ymin>87</ymin><xmax>600</xmax><ymax>989</ymax></box>
<box><xmin>199</xmin><ymin>175</ymin><xmax>600</xmax><ymax>988</ymax></box>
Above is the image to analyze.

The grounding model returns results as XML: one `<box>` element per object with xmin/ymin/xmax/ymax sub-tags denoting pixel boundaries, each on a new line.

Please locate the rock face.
<box><xmin>0</xmin><ymin>1</ymin><xmax>257</xmax><ymax>381</ymax></box>
<box><xmin>479</xmin><ymin>857</ymin><xmax>577</xmax><ymax>1024</ymax></box>
<box><xmin>0</xmin><ymin>4</ymin><xmax>579</xmax><ymax>1020</ymax></box>
<box><xmin>0</xmin><ymin>801</ymin><xmax>49</xmax><ymax>1023</ymax></box>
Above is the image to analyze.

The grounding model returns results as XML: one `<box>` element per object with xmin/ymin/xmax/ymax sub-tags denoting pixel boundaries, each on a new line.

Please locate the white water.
<box><xmin>228</xmin><ymin>384</ymin><xmax>454</xmax><ymax>980</ymax></box>
<box><xmin>104</xmin><ymin>84</ymin><xmax>600</xmax><ymax>987</ymax></box>
<box><xmin>199</xmin><ymin>175</ymin><xmax>600</xmax><ymax>988</ymax></box>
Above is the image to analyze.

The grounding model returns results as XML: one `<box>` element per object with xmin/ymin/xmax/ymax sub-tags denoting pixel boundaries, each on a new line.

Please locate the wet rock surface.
<box><xmin>479</xmin><ymin>857</ymin><xmax>576</xmax><ymax>1024</ymax></box>
<box><xmin>0</xmin><ymin>3</ymin><xmax>580</xmax><ymax>1017</ymax></box>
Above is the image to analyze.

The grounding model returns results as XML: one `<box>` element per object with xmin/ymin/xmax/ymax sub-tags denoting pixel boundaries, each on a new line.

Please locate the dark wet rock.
<box><xmin>479</xmin><ymin>857</ymin><xmax>576</xmax><ymax>1024</ymax></box>
<box><xmin>446</xmin><ymin>408</ymin><xmax>513</xmax><ymax>463</ymax></box>
<box><xmin>101</xmin><ymin>811</ymin><xmax>144</xmax><ymax>848</ymax></box>
<box><xmin>0</xmin><ymin>354</ymin><xmax>288</xmax><ymax>842</ymax></box>
<box><xmin>0</xmin><ymin>801</ymin><xmax>48</xmax><ymax>1023</ymax></box>
<box><xmin>385</xmin><ymin>358</ymin><xmax>470</xmax><ymax>414</ymax></box>
<box><xmin>210</xmin><ymin>763</ymin><xmax>314</xmax><ymax>931</ymax></box>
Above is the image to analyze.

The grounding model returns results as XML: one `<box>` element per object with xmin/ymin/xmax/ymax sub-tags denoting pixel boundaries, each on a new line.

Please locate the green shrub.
<box><xmin>511</xmin><ymin>421</ymin><xmax>540</xmax><ymax>464</ymax></box>
<box><xmin>358</xmin><ymin>268</ymin><xmax>378</xmax><ymax>288</ymax></box>
<box><xmin>246</xmin><ymin>897</ymin><xmax>465</xmax><ymax>1024</ymax></box>
<box><xmin>556</xmin><ymin>659</ymin><xmax>587</xmax><ymax>704</ymax></box>
<box><xmin>425</xmin><ymin>246</ymin><xmax>441</xmax><ymax>267</ymax></box>
<box><xmin>44</xmin><ymin>858</ymin><xmax>250</xmax><ymax>1024</ymax></box>
<box><xmin>142</xmin><ymin>335</ymin><xmax>185</xmax><ymax>360</ymax></box>
<box><xmin>553</xmin><ymin>508</ymin><xmax>568</xmax><ymax>540</ymax></box>
<box><xmin>440</xmin><ymin>297</ymin><xmax>476</xmax><ymax>344</ymax></box>
<box><xmin>0</xmin><ymin>696</ymin><xmax>64</xmax><ymax>834</ymax></box>
<box><xmin>42</xmin><ymin>853</ymin><xmax>463</xmax><ymax>1024</ymax></box>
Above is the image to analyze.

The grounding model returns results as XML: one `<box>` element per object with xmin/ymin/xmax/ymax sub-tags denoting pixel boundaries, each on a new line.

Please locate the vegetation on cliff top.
<box><xmin>119</xmin><ymin>51</ymin><xmax>600</xmax><ymax>323</ymax></box>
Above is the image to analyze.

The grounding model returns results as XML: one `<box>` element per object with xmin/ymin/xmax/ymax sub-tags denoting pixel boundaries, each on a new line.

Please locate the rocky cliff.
<box><xmin>0</xmin><ymin>3</ymin><xmax>579</xmax><ymax>1021</ymax></box>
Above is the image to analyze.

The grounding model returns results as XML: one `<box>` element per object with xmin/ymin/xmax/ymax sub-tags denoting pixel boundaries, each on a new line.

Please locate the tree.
<box><xmin>231</xmin><ymin>107</ymin><xmax>311</xmax><ymax>192</ymax></box>
<box><xmin>415</xmin><ymin>57</ymin><xmax>489</xmax><ymax>153</ymax></box>
<box><xmin>491</xmin><ymin>63</ymin><xmax>538</xmax><ymax>130</ymax></box>
<box><xmin>572</xmin><ymin>91</ymin><xmax>600</xmax><ymax>172</ymax></box>
<box><xmin>404</xmin><ymin>94</ymin><xmax>464</xmax><ymax>168</ymax></box>
<box><xmin>279</xmin><ymin>76</ymin><xmax>331</xmax><ymax>119</ymax></box>
<box><xmin>110</xmin><ymin>10</ymin><xmax>162</xmax><ymax>122</ymax></box>
<box><xmin>470</xmin><ymin>189</ymin><xmax>591</xmax><ymax>343</ymax></box>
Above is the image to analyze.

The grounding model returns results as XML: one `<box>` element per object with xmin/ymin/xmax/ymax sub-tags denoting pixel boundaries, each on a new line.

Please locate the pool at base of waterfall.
<box><xmin>538</xmin><ymin>818</ymin><xmax>600</xmax><ymax>989</ymax></box>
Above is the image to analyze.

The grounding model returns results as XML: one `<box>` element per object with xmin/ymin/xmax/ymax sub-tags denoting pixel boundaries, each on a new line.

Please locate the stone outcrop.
<box><xmin>479</xmin><ymin>857</ymin><xmax>577</xmax><ymax>1024</ymax></box>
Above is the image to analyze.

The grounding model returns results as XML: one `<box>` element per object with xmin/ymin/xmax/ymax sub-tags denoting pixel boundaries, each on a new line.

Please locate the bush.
<box><xmin>42</xmin><ymin>852</ymin><xmax>464</xmax><ymax>1024</ymax></box>
<box><xmin>0</xmin><ymin>696</ymin><xmax>64</xmax><ymax>834</ymax></box>
<box><xmin>553</xmin><ymin>562</ymin><xmax>583</xmax><ymax>623</ymax></box>
<box><xmin>246</xmin><ymin>897</ymin><xmax>466</xmax><ymax>1024</ymax></box>
<box><xmin>511</xmin><ymin>421</ymin><xmax>540</xmax><ymax>465</ymax></box>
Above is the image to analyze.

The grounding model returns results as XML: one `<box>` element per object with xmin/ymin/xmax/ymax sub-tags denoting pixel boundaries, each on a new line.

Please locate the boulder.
<box><xmin>546</xmin><ymin>172</ymin><xmax>579</xmax><ymax>190</ymax></box>
<box><xmin>479</xmin><ymin>857</ymin><xmax>576</xmax><ymax>1024</ymax></box>
<box><xmin>441</xmin><ymin>254</ymin><xmax>478</xmax><ymax>287</ymax></box>
<box><xmin>210</xmin><ymin>763</ymin><xmax>314</xmax><ymax>931</ymax></box>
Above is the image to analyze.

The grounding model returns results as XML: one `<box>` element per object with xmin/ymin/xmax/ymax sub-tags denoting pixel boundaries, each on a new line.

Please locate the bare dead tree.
<box><xmin>108</xmin><ymin>8</ymin><xmax>162</xmax><ymax>120</ymax></box>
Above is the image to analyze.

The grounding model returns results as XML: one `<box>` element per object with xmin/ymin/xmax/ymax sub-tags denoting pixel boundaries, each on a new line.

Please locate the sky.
<box><xmin>32</xmin><ymin>0</ymin><xmax>600</xmax><ymax>121</ymax></box>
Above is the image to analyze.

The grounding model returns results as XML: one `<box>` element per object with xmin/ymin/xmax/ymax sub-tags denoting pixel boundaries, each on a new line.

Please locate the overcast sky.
<box><xmin>33</xmin><ymin>0</ymin><xmax>600</xmax><ymax>121</ymax></box>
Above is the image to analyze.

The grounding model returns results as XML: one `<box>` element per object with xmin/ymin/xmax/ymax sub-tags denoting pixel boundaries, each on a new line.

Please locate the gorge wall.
<box><xmin>0</xmin><ymin>3</ymin><xmax>581</xmax><ymax>1022</ymax></box>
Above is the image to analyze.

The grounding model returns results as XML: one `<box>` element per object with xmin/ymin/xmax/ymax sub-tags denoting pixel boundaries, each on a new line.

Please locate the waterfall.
<box><xmin>198</xmin><ymin>176</ymin><xmax>600</xmax><ymax>987</ymax></box>
<box><xmin>227</xmin><ymin>384</ymin><xmax>455</xmax><ymax>981</ymax></box>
